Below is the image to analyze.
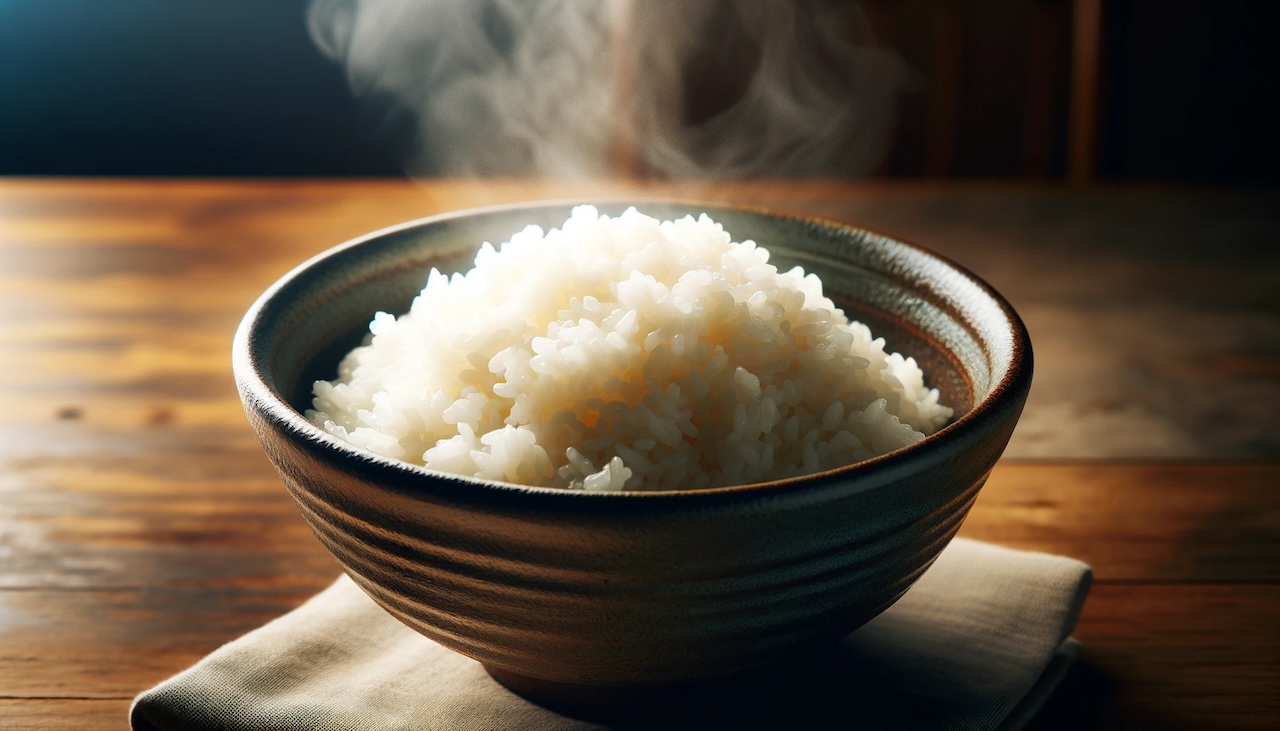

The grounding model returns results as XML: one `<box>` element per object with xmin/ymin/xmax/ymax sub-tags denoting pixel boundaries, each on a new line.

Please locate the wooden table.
<box><xmin>1</xmin><ymin>179</ymin><xmax>1276</xmax><ymax>729</ymax></box>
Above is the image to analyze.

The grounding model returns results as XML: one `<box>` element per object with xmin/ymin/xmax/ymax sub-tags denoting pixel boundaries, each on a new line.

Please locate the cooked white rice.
<box><xmin>308</xmin><ymin>206</ymin><xmax>951</xmax><ymax>491</ymax></box>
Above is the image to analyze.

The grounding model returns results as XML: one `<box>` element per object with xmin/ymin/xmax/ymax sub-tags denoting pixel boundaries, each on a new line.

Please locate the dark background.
<box><xmin>0</xmin><ymin>0</ymin><xmax>400</xmax><ymax>176</ymax></box>
<box><xmin>1</xmin><ymin>0</ymin><xmax>1277</xmax><ymax>182</ymax></box>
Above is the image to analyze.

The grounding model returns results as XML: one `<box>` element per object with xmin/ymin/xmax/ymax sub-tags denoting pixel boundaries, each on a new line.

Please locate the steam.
<box><xmin>308</xmin><ymin>0</ymin><xmax>910</xmax><ymax>178</ymax></box>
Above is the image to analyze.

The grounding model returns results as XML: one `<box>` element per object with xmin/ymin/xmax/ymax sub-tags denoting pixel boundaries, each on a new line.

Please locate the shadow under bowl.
<box><xmin>232</xmin><ymin>201</ymin><xmax>1032</xmax><ymax>693</ymax></box>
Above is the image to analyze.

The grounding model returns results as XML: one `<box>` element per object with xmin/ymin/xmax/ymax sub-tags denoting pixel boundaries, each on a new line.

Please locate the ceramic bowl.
<box><xmin>232</xmin><ymin>201</ymin><xmax>1032</xmax><ymax>694</ymax></box>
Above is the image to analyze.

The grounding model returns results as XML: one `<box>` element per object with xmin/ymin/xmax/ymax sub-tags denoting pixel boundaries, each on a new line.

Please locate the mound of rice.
<box><xmin>308</xmin><ymin>206</ymin><xmax>951</xmax><ymax>491</ymax></box>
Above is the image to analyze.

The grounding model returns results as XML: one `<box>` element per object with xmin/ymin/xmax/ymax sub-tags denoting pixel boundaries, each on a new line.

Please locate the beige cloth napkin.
<box><xmin>131</xmin><ymin>538</ymin><xmax>1091</xmax><ymax>730</ymax></box>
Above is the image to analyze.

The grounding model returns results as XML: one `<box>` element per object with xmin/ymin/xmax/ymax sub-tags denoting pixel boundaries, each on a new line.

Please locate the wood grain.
<box><xmin>965</xmin><ymin>463</ymin><xmax>1280</xmax><ymax>582</ymax></box>
<box><xmin>0</xmin><ymin>179</ymin><xmax>1276</xmax><ymax>728</ymax></box>
<box><xmin>0</xmin><ymin>587</ymin><xmax>319</xmax><ymax>699</ymax></box>
<box><xmin>1031</xmin><ymin>586</ymin><xmax>1280</xmax><ymax>730</ymax></box>
<box><xmin>0</xmin><ymin>700</ymin><xmax>131</xmax><ymax>731</ymax></box>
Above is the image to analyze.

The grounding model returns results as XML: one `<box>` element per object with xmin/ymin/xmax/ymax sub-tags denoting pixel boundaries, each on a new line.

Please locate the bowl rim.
<box><xmin>232</xmin><ymin>198</ymin><xmax>1032</xmax><ymax>503</ymax></box>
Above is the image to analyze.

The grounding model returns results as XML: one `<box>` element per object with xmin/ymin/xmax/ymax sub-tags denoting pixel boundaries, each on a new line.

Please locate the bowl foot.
<box><xmin>484</xmin><ymin>666</ymin><xmax>704</xmax><ymax>723</ymax></box>
<box><xmin>483</xmin><ymin>649</ymin><xmax>838</xmax><ymax>726</ymax></box>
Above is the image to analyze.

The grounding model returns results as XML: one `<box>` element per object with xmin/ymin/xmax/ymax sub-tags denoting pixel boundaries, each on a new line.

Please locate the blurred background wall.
<box><xmin>0</xmin><ymin>0</ymin><xmax>404</xmax><ymax>176</ymax></box>
<box><xmin>1</xmin><ymin>0</ymin><xmax>1276</xmax><ymax>182</ymax></box>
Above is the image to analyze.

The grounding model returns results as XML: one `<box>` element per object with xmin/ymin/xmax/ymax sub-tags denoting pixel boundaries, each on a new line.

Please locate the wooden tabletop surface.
<box><xmin>0</xmin><ymin>179</ymin><xmax>1276</xmax><ymax>729</ymax></box>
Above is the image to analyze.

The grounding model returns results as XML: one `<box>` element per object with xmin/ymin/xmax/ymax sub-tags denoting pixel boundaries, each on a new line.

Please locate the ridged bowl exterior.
<box><xmin>234</xmin><ymin>202</ymin><xmax>1032</xmax><ymax>687</ymax></box>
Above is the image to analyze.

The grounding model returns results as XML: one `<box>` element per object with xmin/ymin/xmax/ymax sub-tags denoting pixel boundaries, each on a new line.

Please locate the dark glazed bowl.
<box><xmin>232</xmin><ymin>201</ymin><xmax>1032</xmax><ymax>693</ymax></box>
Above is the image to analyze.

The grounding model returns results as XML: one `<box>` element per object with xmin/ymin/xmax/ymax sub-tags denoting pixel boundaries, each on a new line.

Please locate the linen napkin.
<box><xmin>131</xmin><ymin>538</ymin><xmax>1091</xmax><ymax>731</ymax></box>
